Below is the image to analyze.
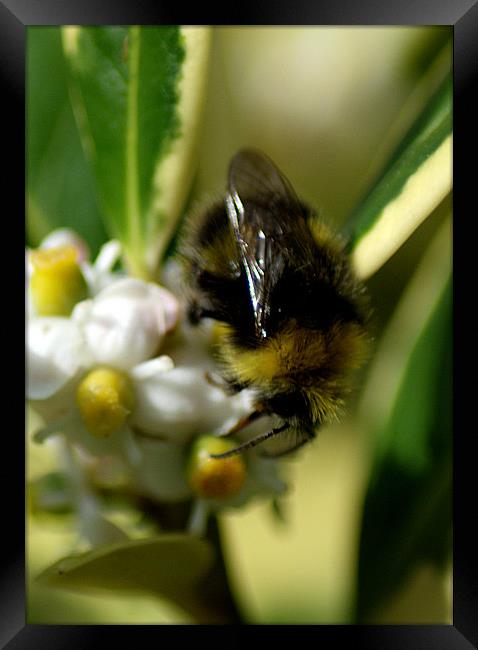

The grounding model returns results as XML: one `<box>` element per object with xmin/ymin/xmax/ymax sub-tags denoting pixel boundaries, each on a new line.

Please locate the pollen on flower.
<box><xmin>188</xmin><ymin>435</ymin><xmax>246</xmax><ymax>500</ymax></box>
<box><xmin>76</xmin><ymin>367</ymin><xmax>135</xmax><ymax>438</ymax></box>
<box><xmin>30</xmin><ymin>245</ymin><xmax>88</xmax><ymax>316</ymax></box>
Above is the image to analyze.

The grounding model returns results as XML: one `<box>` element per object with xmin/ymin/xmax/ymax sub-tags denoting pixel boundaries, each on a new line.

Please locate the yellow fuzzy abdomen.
<box><xmin>215</xmin><ymin>320</ymin><xmax>368</xmax><ymax>389</ymax></box>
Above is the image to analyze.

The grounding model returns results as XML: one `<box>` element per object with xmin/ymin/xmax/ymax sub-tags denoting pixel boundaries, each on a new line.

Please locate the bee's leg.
<box><xmin>204</xmin><ymin>371</ymin><xmax>230</xmax><ymax>390</ymax></box>
<box><xmin>209</xmin><ymin>423</ymin><xmax>289</xmax><ymax>459</ymax></box>
<box><xmin>187</xmin><ymin>301</ymin><xmax>224</xmax><ymax>325</ymax></box>
<box><xmin>204</xmin><ymin>371</ymin><xmax>247</xmax><ymax>396</ymax></box>
<box><xmin>187</xmin><ymin>303</ymin><xmax>202</xmax><ymax>325</ymax></box>
<box><xmin>223</xmin><ymin>409</ymin><xmax>264</xmax><ymax>435</ymax></box>
<box><xmin>187</xmin><ymin>302</ymin><xmax>210</xmax><ymax>325</ymax></box>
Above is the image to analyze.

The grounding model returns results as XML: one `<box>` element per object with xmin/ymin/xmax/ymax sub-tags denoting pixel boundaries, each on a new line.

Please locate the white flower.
<box><xmin>72</xmin><ymin>278</ymin><xmax>179</xmax><ymax>371</ymax></box>
<box><xmin>38</xmin><ymin>228</ymin><xmax>90</xmax><ymax>262</ymax></box>
<box><xmin>37</xmin><ymin>229</ymin><xmax>124</xmax><ymax>296</ymax></box>
<box><xmin>27</xmin><ymin>229</ymin><xmax>124</xmax><ymax>319</ymax></box>
<box><xmin>28</xmin><ymin>317</ymin><xmax>92</xmax><ymax>401</ymax></box>
<box><xmin>130</xmin><ymin>363</ymin><xmax>255</xmax><ymax>442</ymax></box>
<box><xmin>131</xmin><ymin>429</ymin><xmax>287</xmax><ymax>534</ymax></box>
<box><xmin>185</xmin><ymin>434</ymin><xmax>288</xmax><ymax>536</ymax></box>
<box><xmin>27</xmin><ymin>275</ymin><xmax>181</xmax><ymax>465</ymax></box>
<box><xmin>80</xmin><ymin>238</ymin><xmax>124</xmax><ymax>295</ymax></box>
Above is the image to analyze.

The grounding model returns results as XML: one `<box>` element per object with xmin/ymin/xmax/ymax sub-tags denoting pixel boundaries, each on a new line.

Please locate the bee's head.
<box><xmin>263</xmin><ymin>388</ymin><xmax>311</xmax><ymax>422</ymax></box>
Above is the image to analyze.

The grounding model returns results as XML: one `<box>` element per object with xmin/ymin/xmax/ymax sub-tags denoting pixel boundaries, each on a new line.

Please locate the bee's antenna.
<box><xmin>209</xmin><ymin>423</ymin><xmax>289</xmax><ymax>459</ymax></box>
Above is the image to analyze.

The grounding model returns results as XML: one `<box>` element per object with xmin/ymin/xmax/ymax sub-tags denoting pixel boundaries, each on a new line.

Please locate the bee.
<box><xmin>179</xmin><ymin>149</ymin><xmax>370</xmax><ymax>458</ymax></box>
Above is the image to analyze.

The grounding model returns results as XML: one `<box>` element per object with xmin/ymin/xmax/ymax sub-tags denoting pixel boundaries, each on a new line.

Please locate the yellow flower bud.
<box><xmin>30</xmin><ymin>245</ymin><xmax>88</xmax><ymax>316</ymax></box>
<box><xmin>188</xmin><ymin>435</ymin><xmax>246</xmax><ymax>500</ymax></box>
<box><xmin>76</xmin><ymin>367</ymin><xmax>135</xmax><ymax>438</ymax></box>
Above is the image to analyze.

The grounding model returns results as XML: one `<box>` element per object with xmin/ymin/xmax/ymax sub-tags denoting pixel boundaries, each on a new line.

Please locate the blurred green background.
<box><xmin>27</xmin><ymin>26</ymin><xmax>452</xmax><ymax>624</ymax></box>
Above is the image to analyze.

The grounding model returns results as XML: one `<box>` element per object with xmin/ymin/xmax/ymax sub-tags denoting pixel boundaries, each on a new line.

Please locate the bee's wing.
<box><xmin>227</xmin><ymin>149</ymin><xmax>303</xmax><ymax>212</ymax></box>
<box><xmin>225</xmin><ymin>149</ymin><xmax>303</xmax><ymax>338</ymax></box>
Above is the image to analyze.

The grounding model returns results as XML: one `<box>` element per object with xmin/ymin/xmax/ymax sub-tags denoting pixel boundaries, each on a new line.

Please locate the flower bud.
<box><xmin>76</xmin><ymin>367</ymin><xmax>135</xmax><ymax>438</ymax></box>
<box><xmin>188</xmin><ymin>435</ymin><xmax>246</xmax><ymax>500</ymax></box>
<box><xmin>30</xmin><ymin>245</ymin><xmax>88</xmax><ymax>316</ymax></box>
<box><xmin>73</xmin><ymin>278</ymin><xmax>180</xmax><ymax>371</ymax></box>
<box><xmin>40</xmin><ymin>228</ymin><xmax>89</xmax><ymax>262</ymax></box>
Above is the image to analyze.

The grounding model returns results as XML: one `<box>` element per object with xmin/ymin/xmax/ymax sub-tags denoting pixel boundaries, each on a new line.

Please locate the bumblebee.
<box><xmin>179</xmin><ymin>149</ymin><xmax>370</xmax><ymax>458</ymax></box>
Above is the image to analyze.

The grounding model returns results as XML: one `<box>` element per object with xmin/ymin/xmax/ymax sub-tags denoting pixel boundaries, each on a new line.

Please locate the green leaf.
<box><xmin>37</xmin><ymin>533</ymin><xmax>215</xmax><ymax>620</ymax></box>
<box><xmin>345</xmin><ymin>74</ymin><xmax>452</xmax><ymax>280</ymax></box>
<box><xmin>402</xmin><ymin>27</ymin><xmax>451</xmax><ymax>80</ymax></box>
<box><xmin>27</xmin><ymin>27</ymin><xmax>108</xmax><ymax>255</ymax></box>
<box><xmin>355</xmin><ymin>222</ymin><xmax>452</xmax><ymax>620</ymax></box>
<box><xmin>62</xmin><ymin>26</ymin><xmax>211</xmax><ymax>279</ymax></box>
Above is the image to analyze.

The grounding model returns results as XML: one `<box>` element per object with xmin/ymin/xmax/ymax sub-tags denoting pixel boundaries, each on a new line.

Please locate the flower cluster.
<box><xmin>27</xmin><ymin>230</ymin><xmax>287</xmax><ymax>539</ymax></box>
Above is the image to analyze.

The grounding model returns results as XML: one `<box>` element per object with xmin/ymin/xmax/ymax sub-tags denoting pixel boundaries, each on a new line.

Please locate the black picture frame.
<box><xmin>6</xmin><ymin>1</ymin><xmax>476</xmax><ymax>647</ymax></box>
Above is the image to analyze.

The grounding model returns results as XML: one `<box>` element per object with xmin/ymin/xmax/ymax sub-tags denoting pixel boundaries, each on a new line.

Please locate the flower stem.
<box><xmin>196</xmin><ymin>514</ymin><xmax>245</xmax><ymax>624</ymax></box>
